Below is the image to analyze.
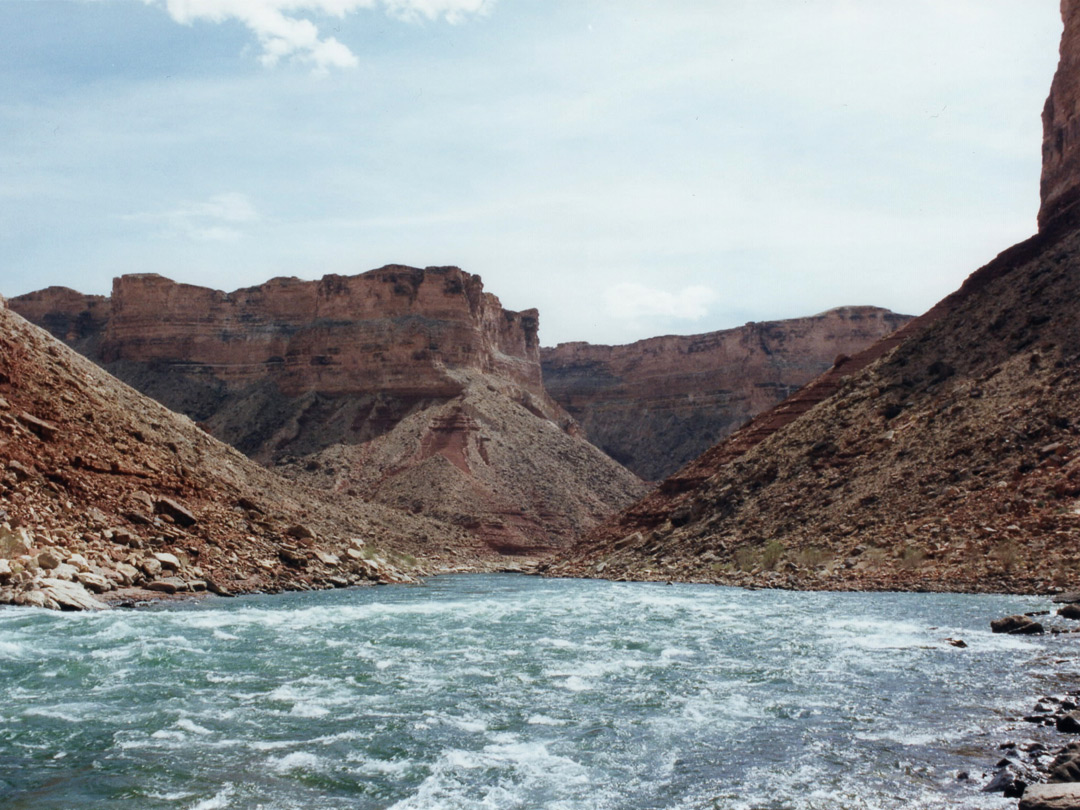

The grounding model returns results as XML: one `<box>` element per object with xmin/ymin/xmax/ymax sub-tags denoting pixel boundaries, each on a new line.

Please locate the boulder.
<box><xmin>1060</xmin><ymin>604</ymin><xmax>1080</xmax><ymax>620</ymax></box>
<box><xmin>37</xmin><ymin>578</ymin><xmax>108</xmax><ymax>610</ymax></box>
<box><xmin>1053</xmin><ymin>592</ymin><xmax>1080</xmax><ymax>605</ymax></box>
<box><xmin>991</xmin><ymin>615</ymin><xmax>1045</xmax><ymax>635</ymax></box>
<box><xmin>35</xmin><ymin>550</ymin><xmax>61</xmax><ymax>570</ymax></box>
<box><xmin>278</xmin><ymin>548</ymin><xmax>308</xmax><ymax>569</ymax></box>
<box><xmin>153</xmin><ymin>552</ymin><xmax>182</xmax><ymax>572</ymax></box>
<box><xmin>154</xmin><ymin>497</ymin><xmax>197</xmax><ymax>528</ymax></box>
<box><xmin>145</xmin><ymin>579</ymin><xmax>178</xmax><ymax>595</ymax></box>
<box><xmin>75</xmin><ymin>571</ymin><xmax>112</xmax><ymax>593</ymax></box>
<box><xmin>1059</xmin><ymin>712</ymin><xmax>1080</xmax><ymax>734</ymax></box>
<box><xmin>1020</xmin><ymin>783</ymin><xmax>1080</xmax><ymax>810</ymax></box>
<box><xmin>17</xmin><ymin>411</ymin><xmax>58</xmax><ymax>441</ymax></box>
<box><xmin>0</xmin><ymin>527</ymin><xmax>31</xmax><ymax>559</ymax></box>
<box><xmin>50</xmin><ymin>562</ymin><xmax>79</xmax><ymax>581</ymax></box>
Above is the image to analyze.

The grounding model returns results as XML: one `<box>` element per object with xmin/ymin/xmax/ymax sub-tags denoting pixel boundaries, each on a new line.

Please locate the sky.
<box><xmin>0</xmin><ymin>0</ymin><xmax>1064</xmax><ymax>346</ymax></box>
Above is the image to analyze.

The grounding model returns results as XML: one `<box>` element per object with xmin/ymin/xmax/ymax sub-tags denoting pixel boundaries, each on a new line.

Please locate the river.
<box><xmin>0</xmin><ymin>574</ymin><xmax>1075</xmax><ymax>809</ymax></box>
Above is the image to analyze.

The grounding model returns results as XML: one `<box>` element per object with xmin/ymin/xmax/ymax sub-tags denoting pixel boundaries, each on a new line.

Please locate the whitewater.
<box><xmin>0</xmin><ymin>574</ymin><xmax>1075</xmax><ymax>809</ymax></box>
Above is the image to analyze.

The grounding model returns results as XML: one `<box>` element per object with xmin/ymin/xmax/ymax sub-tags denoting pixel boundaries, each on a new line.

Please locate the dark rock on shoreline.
<box><xmin>994</xmin><ymin>616</ymin><xmax>1047</xmax><ymax>635</ymax></box>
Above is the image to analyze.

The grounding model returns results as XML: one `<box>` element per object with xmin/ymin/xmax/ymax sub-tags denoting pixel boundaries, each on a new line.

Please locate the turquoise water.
<box><xmin>0</xmin><ymin>575</ymin><xmax>1073</xmax><ymax>809</ymax></box>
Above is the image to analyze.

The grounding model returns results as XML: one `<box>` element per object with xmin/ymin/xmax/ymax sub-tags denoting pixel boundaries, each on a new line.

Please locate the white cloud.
<box><xmin>125</xmin><ymin>192</ymin><xmax>260</xmax><ymax>242</ymax></box>
<box><xmin>604</xmin><ymin>282</ymin><xmax>717</xmax><ymax>322</ymax></box>
<box><xmin>146</xmin><ymin>0</ymin><xmax>497</xmax><ymax>71</ymax></box>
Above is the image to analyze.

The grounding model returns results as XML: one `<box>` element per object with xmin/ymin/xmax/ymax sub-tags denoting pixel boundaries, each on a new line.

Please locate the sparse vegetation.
<box><xmin>794</xmin><ymin>546</ymin><xmax>831</xmax><ymax>569</ymax></box>
<box><xmin>761</xmin><ymin>540</ymin><xmax>785</xmax><ymax>571</ymax></box>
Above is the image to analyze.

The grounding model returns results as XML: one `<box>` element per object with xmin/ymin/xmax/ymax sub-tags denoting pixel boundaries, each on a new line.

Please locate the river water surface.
<box><xmin>0</xmin><ymin>575</ymin><xmax>1076</xmax><ymax>809</ymax></box>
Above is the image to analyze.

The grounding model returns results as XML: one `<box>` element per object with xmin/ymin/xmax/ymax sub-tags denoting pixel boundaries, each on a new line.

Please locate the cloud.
<box><xmin>604</xmin><ymin>282</ymin><xmax>718</xmax><ymax>322</ymax></box>
<box><xmin>125</xmin><ymin>191</ymin><xmax>260</xmax><ymax>242</ymax></box>
<box><xmin>146</xmin><ymin>0</ymin><xmax>497</xmax><ymax>71</ymax></box>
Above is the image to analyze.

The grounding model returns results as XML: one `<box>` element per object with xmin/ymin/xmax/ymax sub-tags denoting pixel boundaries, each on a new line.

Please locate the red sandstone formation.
<box><xmin>548</xmin><ymin>2</ymin><xmax>1080</xmax><ymax>594</ymax></box>
<box><xmin>540</xmin><ymin>307</ymin><xmax>911</xmax><ymax>481</ymax></box>
<box><xmin>13</xmin><ymin>267</ymin><xmax>558</xmax><ymax>458</ymax></box>
<box><xmin>0</xmin><ymin>297</ymin><xmax>495</xmax><ymax>610</ymax></box>
<box><xmin>11</xmin><ymin>267</ymin><xmax>645</xmax><ymax>552</ymax></box>
<box><xmin>1041</xmin><ymin>0</ymin><xmax>1080</xmax><ymax>229</ymax></box>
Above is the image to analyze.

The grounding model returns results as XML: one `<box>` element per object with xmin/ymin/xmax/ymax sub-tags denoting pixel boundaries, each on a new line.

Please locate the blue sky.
<box><xmin>0</xmin><ymin>0</ymin><xmax>1063</xmax><ymax>345</ymax></box>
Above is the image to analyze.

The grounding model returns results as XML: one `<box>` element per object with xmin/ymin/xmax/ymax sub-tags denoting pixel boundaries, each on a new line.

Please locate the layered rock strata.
<box><xmin>13</xmin><ymin>267</ymin><xmax>558</xmax><ymax>460</ymax></box>
<box><xmin>549</xmin><ymin>1</ymin><xmax>1080</xmax><ymax>594</ymax></box>
<box><xmin>11</xmin><ymin>267</ymin><xmax>646</xmax><ymax>551</ymax></box>
<box><xmin>0</xmin><ymin>298</ymin><xmax>492</xmax><ymax>610</ymax></box>
<box><xmin>540</xmin><ymin>307</ymin><xmax>911</xmax><ymax>480</ymax></box>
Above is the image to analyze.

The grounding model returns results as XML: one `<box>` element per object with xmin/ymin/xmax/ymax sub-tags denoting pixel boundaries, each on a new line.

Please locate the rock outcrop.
<box><xmin>0</xmin><ymin>298</ymin><xmax>488</xmax><ymax>609</ymax></box>
<box><xmin>13</xmin><ymin>267</ymin><xmax>556</xmax><ymax>460</ymax></box>
<box><xmin>10</xmin><ymin>267</ymin><xmax>646</xmax><ymax>551</ymax></box>
<box><xmin>1041</xmin><ymin>0</ymin><xmax>1080</xmax><ymax>229</ymax></box>
<box><xmin>540</xmin><ymin>307</ymin><xmax>911</xmax><ymax>480</ymax></box>
<box><xmin>279</xmin><ymin>371</ymin><xmax>648</xmax><ymax>554</ymax></box>
<box><xmin>549</xmin><ymin>3</ymin><xmax>1080</xmax><ymax>594</ymax></box>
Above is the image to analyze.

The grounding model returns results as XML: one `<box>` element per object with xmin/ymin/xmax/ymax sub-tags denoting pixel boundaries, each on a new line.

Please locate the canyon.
<box><xmin>10</xmin><ymin>267</ymin><xmax>647</xmax><ymax>554</ymax></box>
<box><xmin>550</xmin><ymin>0</ymin><xmax>1080</xmax><ymax>597</ymax></box>
<box><xmin>0</xmin><ymin>294</ymin><xmax>479</xmax><ymax>610</ymax></box>
<box><xmin>541</xmin><ymin>306</ymin><xmax>911</xmax><ymax>481</ymax></box>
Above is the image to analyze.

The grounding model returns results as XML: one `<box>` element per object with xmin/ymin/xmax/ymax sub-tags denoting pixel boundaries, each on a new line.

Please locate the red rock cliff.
<box><xmin>1040</xmin><ymin>0</ymin><xmax>1080</xmax><ymax>228</ymax></box>
<box><xmin>11</xmin><ymin>266</ymin><xmax>558</xmax><ymax>459</ymax></box>
<box><xmin>100</xmin><ymin>267</ymin><xmax>543</xmax><ymax>399</ymax></box>
<box><xmin>540</xmin><ymin>306</ymin><xmax>911</xmax><ymax>480</ymax></box>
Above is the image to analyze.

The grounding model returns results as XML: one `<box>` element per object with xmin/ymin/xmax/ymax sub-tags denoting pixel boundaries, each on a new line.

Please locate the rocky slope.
<box><xmin>540</xmin><ymin>307</ymin><xmax>911</xmax><ymax>480</ymax></box>
<box><xmin>548</xmin><ymin>3</ymin><xmax>1080</xmax><ymax>595</ymax></box>
<box><xmin>278</xmin><ymin>370</ymin><xmax>646</xmax><ymax>554</ymax></box>
<box><xmin>0</xmin><ymin>296</ymin><xmax>507</xmax><ymax>610</ymax></box>
<box><xmin>11</xmin><ymin>267</ymin><xmax>646</xmax><ymax>552</ymax></box>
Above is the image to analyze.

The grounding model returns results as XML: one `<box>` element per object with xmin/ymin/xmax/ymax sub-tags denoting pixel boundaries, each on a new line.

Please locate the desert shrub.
<box><xmin>795</xmin><ymin>546</ymin><xmax>832</xmax><ymax>568</ymax></box>
<box><xmin>761</xmin><ymin>540</ymin><xmax>786</xmax><ymax>571</ymax></box>
<box><xmin>734</xmin><ymin>547</ymin><xmax>758</xmax><ymax>572</ymax></box>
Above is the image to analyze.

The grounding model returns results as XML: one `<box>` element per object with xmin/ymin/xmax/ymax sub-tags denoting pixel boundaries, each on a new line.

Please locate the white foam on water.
<box><xmin>449</xmin><ymin>716</ymin><xmax>488</xmax><ymax>733</ymax></box>
<box><xmin>559</xmin><ymin>675</ymin><xmax>590</xmax><ymax>692</ymax></box>
<box><xmin>268</xmin><ymin>750</ymin><xmax>324</xmax><ymax>774</ymax></box>
<box><xmin>186</xmin><ymin>784</ymin><xmax>235</xmax><ymax>810</ymax></box>
<box><xmin>0</xmin><ymin>638</ymin><xmax>31</xmax><ymax>659</ymax></box>
<box><xmin>526</xmin><ymin>714</ymin><xmax>567</xmax><ymax>726</ymax></box>
<box><xmin>289</xmin><ymin>701</ymin><xmax>330</xmax><ymax>718</ymax></box>
<box><xmin>22</xmin><ymin>704</ymin><xmax>97</xmax><ymax>723</ymax></box>
<box><xmin>176</xmin><ymin>718</ymin><xmax>214</xmax><ymax>735</ymax></box>
<box><xmin>387</xmin><ymin>740</ymin><xmax>595</xmax><ymax>810</ymax></box>
<box><xmin>211</xmin><ymin>629</ymin><xmax>240</xmax><ymax>641</ymax></box>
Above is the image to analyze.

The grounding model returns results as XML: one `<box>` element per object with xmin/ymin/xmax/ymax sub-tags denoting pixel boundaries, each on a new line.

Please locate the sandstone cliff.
<box><xmin>11</xmin><ymin>267</ymin><xmax>646</xmax><ymax>551</ymax></box>
<box><xmin>14</xmin><ymin>267</ymin><xmax>557</xmax><ymax>458</ymax></box>
<box><xmin>540</xmin><ymin>307</ymin><xmax>911</xmax><ymax>481</ymax></box>
<box><xmin>1041</xmin><ymin>0</ymin><xmax>1080</xmax><ymax>229</ymax></box>
<box><xmin>0</xmin><ymin>298</ymin><xmax>494</xmax><ymax>610</ymax></box>
<box><xmin>549</xmin><ymin>2</ymin><xmax>1080</xmax><ymax>594</ymax></box>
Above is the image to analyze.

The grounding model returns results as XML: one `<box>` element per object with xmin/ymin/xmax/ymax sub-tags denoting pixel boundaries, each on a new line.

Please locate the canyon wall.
<box><xmin>540</xmin><ymin>307</ymin><xmax>912</xmax><ymax>481</ymax></box>
<box><xmin>11</xmin><ymin>266</ymin><xmax>561</xmax><ymax>459</ymax></box>
<box><xmin>11</xmin><ymin>267</ymin><xmax>646</xmax><ymax>552</ymax></box>
<box><xmin>1040</xmin><ymin>0</ymin><xmax>1080</xmax><ymax>229</ymax></box>
<box><xmin>551</xmin><ymin>2</ymin><xmax>1080</xmax><ymax>593</ymax></box>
